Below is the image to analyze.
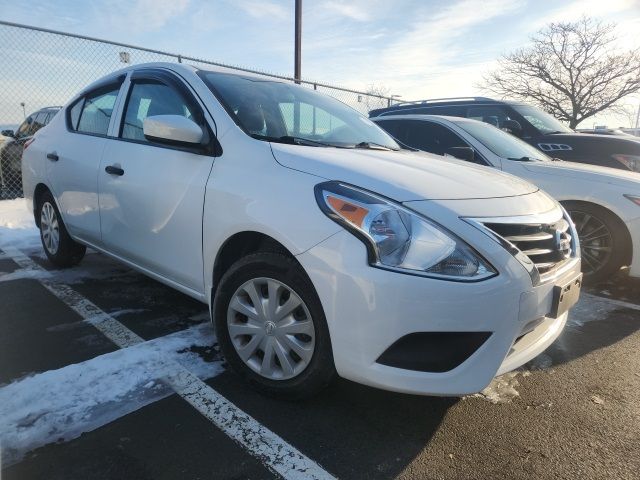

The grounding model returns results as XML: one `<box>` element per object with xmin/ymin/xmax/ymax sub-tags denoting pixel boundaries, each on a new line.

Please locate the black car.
<box><xmin>370</xmin><ymin>97</ymin><xmax>640</xmax><ymax>172</ymax></box>
<box><xmin>577</xmin><ymin>128</ymin><xmax>637</xmax><ymax>137</ymax></box>
<box><xmin>1</xmin><ymin>106</ymin><xmax>61</xmax><ymax>197</ymax></box>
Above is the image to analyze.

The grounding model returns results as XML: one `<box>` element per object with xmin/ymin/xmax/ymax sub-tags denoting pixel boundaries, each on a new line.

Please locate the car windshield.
<box><xmin>198</xmin><ymin>71</ymin><xmax>400</xmax><ymax>150</ymax></box>
<box><xmin>511</xmin><ymin>104</ymin><xmax>573</xmax><ymax>134</ymax></box>
<box><xmin>454</xmin><ymin>119</ymin><xmax>552</xmax><ymax>161</ymax></box>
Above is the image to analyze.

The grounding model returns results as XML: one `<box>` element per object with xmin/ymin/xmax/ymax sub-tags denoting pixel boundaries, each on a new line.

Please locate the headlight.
<box><xmin>612</xmin><ymin>154</ymin><xmax>640</xmax><ymax>172</ymax></box>
<box><xmin>315</xmin><ymin>182</ymin><xmax>496</xmax><ymax>281</ymax></box>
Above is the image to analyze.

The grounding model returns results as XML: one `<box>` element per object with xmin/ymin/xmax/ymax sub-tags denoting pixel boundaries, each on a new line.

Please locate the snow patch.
<box><xmin>0</xmin><ymin>198</ymin><xmax>40</xmax><ymax>248</ymax></box>
<box><xmin>0</xmin><ymin>323</ymin><xmax>221</xmax><ymax>465</ymax></box>
<box><xmin>466</xmin><ymin>371</ymin><xmax>522</xmax><ymax>404</ymax></box>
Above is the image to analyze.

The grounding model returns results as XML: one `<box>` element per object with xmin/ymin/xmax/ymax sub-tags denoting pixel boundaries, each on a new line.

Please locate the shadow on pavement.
<box><xmin>542</xmin><ymin>305</ymin><xmax>640</xmax><ymax>369</ymax></box>
<box><xmin>210</xmin><ymin>372</ymin><xmax>455</xmax><ymax>479</ymax></box>
<box><xmin>586</xmin><ymin>269</ymin><xmax>640</xmax><ymax>304</ymax></box>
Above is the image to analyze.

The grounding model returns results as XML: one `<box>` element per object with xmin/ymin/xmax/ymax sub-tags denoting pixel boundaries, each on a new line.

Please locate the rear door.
<box><xmin>46</xmin><ymin>78</ymin><xmax>124</xmax><ymax>244</ymax></box>
<box><xmin>98</xmin><ymin>69</ymin><xmax>216</xmax><ymax>294</ymax></box>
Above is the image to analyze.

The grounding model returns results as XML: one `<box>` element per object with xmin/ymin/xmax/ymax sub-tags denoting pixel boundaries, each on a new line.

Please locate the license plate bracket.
<box><xmin>550</xmin><ymin>273</ymin><xmax>583</xmax><ymax>318</ymax></box>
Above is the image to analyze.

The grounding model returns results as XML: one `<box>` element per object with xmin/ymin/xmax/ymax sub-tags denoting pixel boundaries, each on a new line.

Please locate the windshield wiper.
<box><xmin>353</xmin><ymin>141</ymin><xmax>398</xmax><ymax>151</ymax></box>
<box><xmin>279</xmin><ymin>136</ymin><xmax>338</xmax><ymax>147</ymax></box>
<box><xmin>252</xmin><ymin>134</ymin><xmax>339</xmax><ymax>148</ymax></box>
<box><xmin>507</xmin><ymin>156</ymin><xmax>542</xmax><ymax>162</ymax></box>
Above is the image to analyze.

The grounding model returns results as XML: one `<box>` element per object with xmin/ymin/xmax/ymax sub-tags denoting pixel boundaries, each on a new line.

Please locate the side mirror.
<box><xmin>501</xmin><ymin>119</ymin><xmax>523</xmax><ymax>137</ymax></box>
<box><xmin>1</xmin><ymin>129</ymin><xmax>15</xmax><ymax>138</ymax></box>
<box><xmin>143</xmin><ymin>115</ymin><xmax>204</xmax><ymax>146</ymax></box>
<box><xmin>447</xmin><ymin>146</ymin><xmax>475</xmax><ymax>163</ymax></box>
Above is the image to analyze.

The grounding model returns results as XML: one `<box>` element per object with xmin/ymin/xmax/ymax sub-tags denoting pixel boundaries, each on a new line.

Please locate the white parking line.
<box><xmin>582</xmin><ymin>292</ymin><xmax>640</xmax><ymax>312</ymax></box>
<box><xmin>1</xmin><ymin>246</ymin><xmax>335</xmax><ymax>480</ymax></box>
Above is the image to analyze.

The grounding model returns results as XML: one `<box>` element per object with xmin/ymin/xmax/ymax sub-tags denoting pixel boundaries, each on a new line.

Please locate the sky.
<box><xmin>0</xmin><ymin>0</ymin><xmax>639</xmax><ymax>127</ymax></box>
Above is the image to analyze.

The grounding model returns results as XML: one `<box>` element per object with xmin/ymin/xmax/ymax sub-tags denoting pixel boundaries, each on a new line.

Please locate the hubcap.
<box><xmin>40</xmin><ymin>202</ymin><xmax>60</xmax><ymax>255</ymax></box>
<box><xmin>227</xmin><ymin>277</ymin><xmax>315</xmax><ymax>381</ymax></box>
<box><xmin>569</xmin><ymin>210</ymin><xmax>613</xmax><ymax>276</ymax></box>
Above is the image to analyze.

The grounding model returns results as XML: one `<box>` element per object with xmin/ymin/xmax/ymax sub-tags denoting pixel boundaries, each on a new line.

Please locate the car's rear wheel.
<box><xmin>213</xmin><ymin>252</ymin><xmax>335</xmax><ymax>399</ymax></box>
<box><xmin>563</xmin><ymin>202</ymin><xmax>628</xmax><ymax>284</ymax></box>
<box><xmin>37</xmin><ymin>191</ymin><xmax>86</xmax><ymax>268</ymax></box>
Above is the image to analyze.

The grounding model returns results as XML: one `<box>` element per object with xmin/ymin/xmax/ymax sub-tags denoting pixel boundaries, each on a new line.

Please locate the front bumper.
<box><xmin>626</xmin><ymin>216</ymin><xmax>640</xmax><ymax>278</ymax></box>
<box><xmin>297</xmin><ymin>231</ymin><xmax>580</xmax><ymax>396</ymax></box>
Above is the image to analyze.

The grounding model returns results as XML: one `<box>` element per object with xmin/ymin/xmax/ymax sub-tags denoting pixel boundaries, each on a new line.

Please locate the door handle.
<box><xmin>46</xmin><ymin>152</ymin><xmax>59</xmax><ymax>162</ymax></box>
<box><xmin>105</xmin><ymin>165</ymin><xmax>124</xmax><ymax>176</ymax></box>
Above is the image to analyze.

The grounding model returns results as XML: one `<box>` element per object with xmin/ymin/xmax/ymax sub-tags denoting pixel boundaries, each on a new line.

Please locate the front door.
<box><xmin>98</xmin><ymin>73</ymin><xmax>215</xmax><ymax>294</ymax></box>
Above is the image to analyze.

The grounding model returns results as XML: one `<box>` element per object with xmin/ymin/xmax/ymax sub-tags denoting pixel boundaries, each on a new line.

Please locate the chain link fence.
<box><xmin>0</xmin><ymin>20</ymin><xmax>402</xmax><ymax>199</ymax></box>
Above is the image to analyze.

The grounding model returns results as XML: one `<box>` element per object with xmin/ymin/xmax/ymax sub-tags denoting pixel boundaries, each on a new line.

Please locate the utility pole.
<box><xmin>635</xmin><ymin>103</ymin><xmax>640</xmax><ymax>129</ymax></box>
<box><xmin>294</xmin><ymin>0</ymin><xmax>302</xmax><ymax>83</ymax></box>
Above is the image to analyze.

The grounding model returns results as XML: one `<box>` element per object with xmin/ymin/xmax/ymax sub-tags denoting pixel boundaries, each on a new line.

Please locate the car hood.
<box><xmin>270</xmin><ymin>144</ymin><xmax>538</xmax><ymax>201</ymax></box>
<box><xmin>522</xmin><ymin>160</ymin><xmax>640</xmax><ymax>190</ymax></box>
<box><xmin>542</xmin><ymin>132</ymin><xmax>640</xmax><ymax>149</ymax></box>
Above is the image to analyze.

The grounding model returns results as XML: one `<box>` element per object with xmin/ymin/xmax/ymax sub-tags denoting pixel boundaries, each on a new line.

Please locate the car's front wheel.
<box><xmin>213</xmin><ymin>252</ymin><xmax>335</xmax><ymax>399</ymax></box>
<box><xmin>37</xmin><ymin>191</ymin><xmax>86</xmax><ymax>268</ymax></box>
<box><xmin>563</xmin><ymin>201</ymin><xmax>628</xmax><ymax>284</ymax></box>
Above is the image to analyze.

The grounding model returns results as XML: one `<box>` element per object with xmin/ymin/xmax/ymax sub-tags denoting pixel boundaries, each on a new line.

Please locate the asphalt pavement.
<box><xmin>0</xmin><ymin>245</ymin><xmax>638</xmax><ymax>480</ymax></box>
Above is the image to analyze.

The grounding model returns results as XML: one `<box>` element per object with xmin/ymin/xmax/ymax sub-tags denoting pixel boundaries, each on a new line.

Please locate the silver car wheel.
<box><xmin>227</xmin><ymin>277</ymin><xmax>316</xmax><ymax>381</ymax></box>
<box><xmin>40</xmin><ymin>201</ymin><xmax>60</xmax><ymax>255</ymax></box>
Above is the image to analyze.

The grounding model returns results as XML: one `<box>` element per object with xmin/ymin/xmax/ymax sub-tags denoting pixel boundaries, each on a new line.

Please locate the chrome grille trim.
<box><xmin>465</xmin><ymin>206</ymin><xmax>580</xmax><ymax>285</ymax></box>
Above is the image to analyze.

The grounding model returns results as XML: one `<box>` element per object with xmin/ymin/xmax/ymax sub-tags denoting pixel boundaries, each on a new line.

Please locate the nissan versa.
<box><xmin>21</xmin><ymin>63</ymin><xmax>582</xmax><ymax>398</ymax></box>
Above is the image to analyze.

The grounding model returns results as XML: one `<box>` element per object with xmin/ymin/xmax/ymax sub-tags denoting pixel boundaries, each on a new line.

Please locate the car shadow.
<box><xmin>209</xmin><ymin>372</ymin><xmax>456</xmax><ymax>479</ymax></box>
<box><xmin>585</xmin><ymin>269</ymin><xmax>640</xmax><ymax>304</ymax></box>
<box><xmin>531</xmin><ymin>274</ymin><xmax>640</xmax><ymax>370</ymax></box>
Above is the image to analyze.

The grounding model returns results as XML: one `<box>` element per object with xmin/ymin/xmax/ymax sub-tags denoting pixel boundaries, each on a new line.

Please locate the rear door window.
<box><xmin>76</xmin><ymin>87</ymin><xmax>120</xmax><ymax>136</ymax></box>
<box><xmin>404</xmin><ymin>120</ymin><xmax>468</xmax><ymax>154</ymax></box>
<box><xmin>43</xmin><ymin>112</ymin><xmax>56</xmax><ymax>125</ymax></box>
<box><xmin>375</xmin><ymin>120</ymin><xmax>402</xmax><ymax>140</ymax></box>
<box><xmin>30</xmin><ymin>112</ymin><xmax>48</xmax><ymax>135</ymax></box>
<box><xmin>391</xmin><ymin>120</ymin><xmax>487</xmax><ymax>164</ymax></box>
<box><xmin>15</xmin><ymin>116</ymin><xmax>33</xmax><ymax>138</ymax></box>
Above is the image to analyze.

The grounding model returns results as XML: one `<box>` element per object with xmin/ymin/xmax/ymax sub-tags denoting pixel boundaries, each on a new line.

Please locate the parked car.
<box><xmin>22</xmin><ymin>63</ymin><xmax>582</xmax><ymax>398</ymax></box>
<box><xmin>373</xmin><ymin>114</ymin><xmax>640</xmax><ymax>283</ymax></box>
<box><xmin>1</xmin><ymin>107</ymin><xmax>60</xmax><ymax>197</ymax></box>
<box><xmin>370</xmin><ymin>97</ymin><xmax>640</xmax><ymax>173</ymax></box>
<box><xmin>577</xmin><ymin>128</ymin><xmax>637</xmax><ymax>137</ymax></box>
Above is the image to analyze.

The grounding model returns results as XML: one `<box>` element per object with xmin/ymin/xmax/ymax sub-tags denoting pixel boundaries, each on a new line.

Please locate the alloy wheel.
<box><xmin>569</xmin><ymin>210</ymin><xmax>613</xmax><ymax>276</ymax></box>
<box><xmin>227</xmin><ymin>277</ymin><xmax>315</xmax><ymax>380</ymax></box>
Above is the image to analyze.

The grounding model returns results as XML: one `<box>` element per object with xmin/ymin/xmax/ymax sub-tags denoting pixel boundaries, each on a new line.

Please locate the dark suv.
<box><xmin>370</xmin><ymin>97</ymin><xmax>640</xmax><ymax>172</ymax></box>
<box><xmin>1</xmin><ymin>106</ymin><xmax>61</xmax><ymax>197</ymax></box>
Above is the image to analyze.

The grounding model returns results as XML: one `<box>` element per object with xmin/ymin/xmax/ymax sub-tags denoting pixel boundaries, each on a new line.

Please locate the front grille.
<box><xmin>483</xmin><ymin>216</ymin><xmax>573</xmax><ymax>276</ymax></box>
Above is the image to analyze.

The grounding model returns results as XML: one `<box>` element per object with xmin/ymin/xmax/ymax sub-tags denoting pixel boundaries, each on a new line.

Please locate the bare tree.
<box><xmin>481</xmin><ymin>17</ymin><xmax>640</xmax><ymax>128</ymax></box>
<box><xmin>609</xmin><ymin>102</ymin><xmax>640</xmax><ymax>128</ymax></box>
<box><xmin>363</xmin><ymin>84</ymin><xmax>392</xmax><ymax>111</ymax></box>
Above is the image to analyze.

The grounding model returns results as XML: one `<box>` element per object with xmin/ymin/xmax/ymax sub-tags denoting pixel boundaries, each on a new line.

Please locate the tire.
<box><xmin>213</xmin><ymin>252</ymin><xmax>335</xmax><ymax>399</ymax></box>
<box><xmin>37</xmin><ymin>190</ymin><xmax>86</xmax><ymax>268</ymax></box>
<box><xmin>563</xmin><ymin>201</ymin><xmax>628</xmax><ymax>285</ymax></box>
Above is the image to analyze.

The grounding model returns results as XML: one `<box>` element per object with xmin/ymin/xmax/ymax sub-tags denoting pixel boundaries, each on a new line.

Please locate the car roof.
<box><xmin>372</xmin><ymin>114</ymin><xmax>469</xmax><ymax>124</ymax></box>
<box><xmin>29</xmin><ymin>106</ymin><xmax>62</xmax><ymax>116</ymax></box>
<box><xmin>369</xmin><ymin>97</ymin><xmax>524</xmax><ymax>117</ymax></box>
<box><xmin>71</xmin><ymin>62</ymin><xmax>290</xmax><ymax>105</ymax></box>
<box><xmin>109</xmin><ymin>61</ymin><xmax>288</xmax><ymax>85</ymax></box>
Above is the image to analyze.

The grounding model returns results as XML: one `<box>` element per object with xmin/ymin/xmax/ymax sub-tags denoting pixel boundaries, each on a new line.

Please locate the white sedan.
<box><xmin>374</xmin><ymin>115</ymin><xmax>640</xmax><ymax>283</ymax></box>
<box><xmin>22</xmin><ymin>63</ymin><xmax>581</xmax><ymax>397</ymax></box>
